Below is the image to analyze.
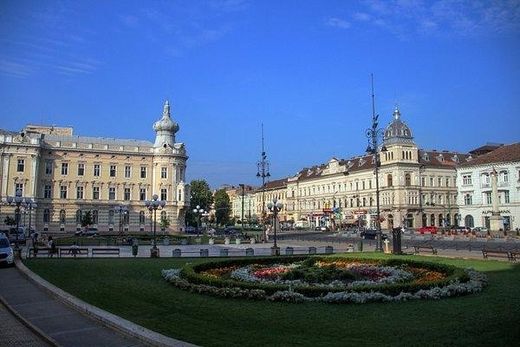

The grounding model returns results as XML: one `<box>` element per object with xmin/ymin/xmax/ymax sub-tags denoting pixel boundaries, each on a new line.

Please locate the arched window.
<box><xmin>139</xmin><ymin>211</ymin><xmax>145</xmax><ymax>224</ymax></box>
<box><xmin>430</xmin><ymin>214</ymin><xmax>435</xmax><ymax>226</ymax></box>
<box><xmin>387</xmin><ymin>174</ymin><xmax>393</xmax><ymax>187</ymax></box>
<box><xmin>387</xmin><ymin>214</ymin><xmax>394</xmax><ymax>229</ymax></box>
<box><xmin>92</xmin><ymin>210</ymin><xmax>98</xmax><ymax>224</ymax></box>
<box><xmin>362</xmin><ymin>198</ymin><xmax>366</xmax><ymax>207</ymax></box>
<box><xmin>59</xmin><ymin>209</ymin><xmax>66</xmax><ymax>224</ymax></box>
<box><xmin>43</xmin><ymin>209</ymin><xmax>50</xmax><ymax>223</ymax></box>
<box><xmin>405</xmin><ymin>173</ymin><xmax>411</xmax><ymax>186</ymax></box>
<box><xmin>464</xmin><ymin>215</ymin><xmax>474</xmax><ymax>228</ymax></box>
<box><xmin>76</xmin><ymin>210</ymin><xmax>82</xmax><ymax>224</ymax></box>
<box><xmin>108</xmin><ymin>210</ymin><xmax>115</xmax><ymax>224</ymax></box>
<box><xmin>438</xmin><ymin>214</ymin><xmax>444</xmax><ymax>227</ymax></box>
<box><xmin>446</xmin><ymin>213</ymin><xmax>451</xmax><ymax>226</ymax></box>
<box><xmin>123</xmin><ymin>211</ymin><xmax>129</xmax><ymax>224</ymax></box>
<box><xmin>421</xmin><ymin>213</ymin><xmax>427</xmax><ymax>227</ymax></box>
<box><xmin>406</xmin><ymin>213</ymin><xmax>414</xmax><ymax>228</ymax></box>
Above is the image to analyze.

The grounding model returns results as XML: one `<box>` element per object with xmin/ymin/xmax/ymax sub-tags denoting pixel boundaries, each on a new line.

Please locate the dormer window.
<box><xmin>438</xmin><ymin>154</ymin><xmax>444</xmax><ymax>162</ymax></box>
<box><xmin>422</xmin><ymin>152</ymin><xmax>430</xmax><ymax>161</ymax></box>
<box><xmin>452</xmin><ymin>154</ymin><xmax>459</xmax><ymax>163</ymax></box>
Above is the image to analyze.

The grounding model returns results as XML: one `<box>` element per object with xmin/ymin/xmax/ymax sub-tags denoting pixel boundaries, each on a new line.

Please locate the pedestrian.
<box><xmin>48</xmin><ymin>236</ymin><xmax>57</xmax><ymax>257</ymax></box>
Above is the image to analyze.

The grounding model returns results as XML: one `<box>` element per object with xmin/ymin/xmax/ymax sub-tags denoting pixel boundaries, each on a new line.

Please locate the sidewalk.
<box><xmin>0</xmin><ymin>266</ymin><xmax>147</xmax><ymax>347</ymax></box>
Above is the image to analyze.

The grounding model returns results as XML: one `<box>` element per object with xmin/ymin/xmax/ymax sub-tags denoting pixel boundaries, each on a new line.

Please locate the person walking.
<box><xmin>48</xmin><ymin>236</ymin><xmax>57</xmax><ymax>257</ymax></box>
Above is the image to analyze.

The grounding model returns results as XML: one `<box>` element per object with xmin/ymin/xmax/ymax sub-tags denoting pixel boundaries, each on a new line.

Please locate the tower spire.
<box><xmin>163</xmin><ymin>100</ymin><xmax>170</xmax><ymax>118</ymax></box>
<box><xmin>393</xmin><ymin>105</ymin><xmax>401</xmax><ymax>120</ymax></box>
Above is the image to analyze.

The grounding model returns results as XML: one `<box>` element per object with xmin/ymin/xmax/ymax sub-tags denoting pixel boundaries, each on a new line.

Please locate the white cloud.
<box><xmin>326</xmin><ymin>17</ymin><xmax>351</xmax><ymax>29</ymax></box>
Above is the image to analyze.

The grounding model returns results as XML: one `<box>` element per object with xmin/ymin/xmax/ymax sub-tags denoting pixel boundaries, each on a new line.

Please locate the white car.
<box><xmin>0</xmin><ymin>235</ymin><xmax>14</xmax><ymax>266</ymax></box>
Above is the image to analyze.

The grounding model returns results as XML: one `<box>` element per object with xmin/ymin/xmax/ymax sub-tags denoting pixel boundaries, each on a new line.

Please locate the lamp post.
<box><xmin>192</xmin><ymin>205</ymin><xmax>205</xmax><ymax>235</ymax></box>
<box><xmin>6</xmin><ymin>189</ymin><xmax>24</xmax><ymax>254</ymax></box>
<box><xmin>24</xmin><ymin>199</ymin><xmax>37</xmax><ymax>238</ymax></box>
<box><xmin>256</xmin><ymin>124</ymin><xmax>270</xmax><ymax>242</ymax></box>
<box><xmin>267</xmin><ymin>198</ymin><xmax>283</xmax><ymax>256</ymax></box>
<box><xmin>144</xmin><ymin>194</ymin><xmax>166</xmax><ymax>258</ymax></box>
<box><xmin>114</xmin><ymin>205</ymin><xmax>128</xmax><ymax>236</ymax></box>
<box><xmin>239</xmin><ymin>184</ymin><xmax>245</xmax><ymax>233</ymax></box>
<box><xmin>365</xmin><ymin>74</ymin><xmax>387</xmax><ymax>252</ymax></box>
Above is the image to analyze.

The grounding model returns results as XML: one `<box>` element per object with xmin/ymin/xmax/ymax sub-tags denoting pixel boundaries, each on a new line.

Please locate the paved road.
<box><xmin>0</xmin><ymin>266</ymin><xmax>148</xmax><ymax>347</ymax></box>
<box><xmin>0</xmin><ymin>301</ymin><xmax>51</xmax><ymax>347</ymax></box>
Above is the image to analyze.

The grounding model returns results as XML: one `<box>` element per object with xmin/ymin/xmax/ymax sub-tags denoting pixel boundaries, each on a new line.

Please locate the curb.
<box><xmin>0</xmin><ymin>291</ymin><xmax>60</xmax><ymax>347</ymax></box>
<box><xmin>15</xmin><ymin>259</ymin><xmax>197</xmax><ymax>347</ymax></box>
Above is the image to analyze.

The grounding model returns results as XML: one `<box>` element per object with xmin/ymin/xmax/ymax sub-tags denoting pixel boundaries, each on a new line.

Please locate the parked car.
<box><xmin>8</xmin><ymin>227</ymin><xmax>26</xmax><ymax>244</ymax></box>
<box><xmin>314</xmin><ymin>226</ymin><xmax>330</xmax><ymax>232</ymax></box>
<box><xmin>75</xmin><ymin>228</ymin><xmax>99</xmax><ymax>236</ymax></box>
<box><xmin>360</xmin><ymin>229</ymin><xmax>388</xmax><ymax>240</ymax></box>
<box><xmin>0</xmin><ymin>235</ymin><xmax>14</xmax><ymax>267</ymax></box>
<box><xmin>418</xmin><ymin>226</ymin><xmax>438</xmax><ymax>234</ymax></box>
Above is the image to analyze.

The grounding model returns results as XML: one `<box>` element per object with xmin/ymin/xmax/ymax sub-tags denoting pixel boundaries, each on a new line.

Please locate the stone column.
<box><xmin>489</xmin><ymin>168</ymin><xmax>503</xmax><ymax>236</ymax></box>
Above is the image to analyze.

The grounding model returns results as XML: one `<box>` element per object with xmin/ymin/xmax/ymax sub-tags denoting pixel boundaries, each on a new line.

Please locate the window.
<box><xmin>45</xmin><ymin>160</ymin><xmax>53</xmax><ymax>175</ymax></box>
<box><xmin>502</xmin><ymin>171</ymin><xmax>509</xmax><ymax>183</ymax></box>
<box><xmin>430</xmin><ymin>177</ymin><xmax>434</xmax><ymax>186</ymax></box>
<box><xmin>109</xmin><ymin>187</ymin><xmax>116</xmax><ymax>200</ymax></box>
<box><xmin>76</xmin><ymin>210</ymin><xmax>82</xmax><ymax>224</ymax></box>
<box><xmin>77</xmin><ymin>186</ymin><xmax>84</xmax><ymax>199</ymax></box>
<box><xmin>161</xmin><ymin>167</ymin><xmax>167</xmax><ymax>179</ymax></box>
<box><xmin>43</xmin><ymin>209</ymin><xmax>50</xmax><ymax>223</ymax></box>
<box><xmin>60</xmin><ymin>185</ymin><xmax>67</xmax><ymax>199</ymax></box>
<box><xmin>421</xmin><ymin>177</ymin><xmax>425</xmax><ymax>187</ymax></box>
<box><xmin>445</xmin><ymin>178</ymin><xmax>450</xmax><ymax>187</ymax></box>
<box><xmin>93</xmin><ymin>187</ymin><xmax>100</xmax><ymax>200</ymax></box>
<box><xmin>387</xmin><ymin>174</ymin><xmax>393</xmax><ymax>187</ymax></box>
<box><xmin>94</xmin><ymin>164</ymin><xmax>100</xmax><ymax>177</ymax></box>
<box><xmin>74</xmin><ymin>163</ymin><xmax>83</xmax><ymax>177</ymax></box>
<box><xmin>61</xmin><ymin>162</ymin><xmax>68</xmax><ymax>175</ymax></box>
<box><xmin>124</xmin><ymin>188</ymin><xmax>131</xmax><ymax>201</ymax></box>
<box><xmin>124</xmin><ymin>165</ymin><xmax>131</xmax><ymax>178</ymax></box>
<box><xmin>15</xmin><ymin>183</ymin><xmax>23</xmax><ymax>196</ymax></box>
<box><xmin>44</xmin><ymin>185</ymin><xmax>52</xmax><ymax>199</ymax></box>
<box><xmin>504</xmin><ymin>191</ymin><xmax>510</xmax><ymax>204</ymax></box>
<box><xmin>405</xmin><ymin>173</ymin><xmax>411</xmax><ymax>186</ymax></box>
<box><xmin>17</xmin><ymin>159</ymin><xmax>24</xmax><ymax>172</ymax></box>
<box><xmin>464</xmin><ymin>194</ymin><xmax>472</xmax><ymax>205</ymax></box>
<box><xmin>92</xmin><ymin>210</ymin><xmax>98</xmax><ymax>224</ymax></box>
<box><xmin>59</xmin><ymin>209</ymin><xmax>66</xmax><ymax>224</ymax></box>
<box><xmin>140</xmin><ymin>166</ymin><xmax>147</xmax><ymax>178</ymax></box>
<box><xmin>140</xmin><ymin>188</ymin><xmax>146</xmax><ymax>201</ymax></box>
<box><xmin>110</xmin><ymin>165</ymin><xmax>116</xmax><ymax>177</ymax></box>
<box><xmin>139</xmin><ymin>211</ymin><xmax>145</xmax><ymax>224</ymax></box>
<box><xmin>108</xmin><ymin>210</ymin><xmax>114</xmax><ymax>224</ymax></box>
<box><xmin>462</xmin><ymin>174</ymin><xmax>472</xmax><ymax>185</ymax></box>
<box><xmin>485</xmin><ymin>192</ymin><xmax>492</xmax><ymax>204</ymax></box>
<box><xmin>161</xmin><ymin>188</ymin><xmax>167</xmax><ymax>201</ymax></box>
<box><xmin>437</xmin><ymin>177</ymin><xmax>442</xmax><ymax>187</ymax></box>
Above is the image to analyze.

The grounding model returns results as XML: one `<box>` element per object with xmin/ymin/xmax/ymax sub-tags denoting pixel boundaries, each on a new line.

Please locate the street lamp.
<box><xmin>192</xmin><ymin>205</ymin><xmax>205</xmax><ymax>235</ymax></box>
<box><xmin>24</xmin><ymin>198</ymin><xmax>37</xmax><ymax>238</ymax></box>
<box><xmin>114</xmin><ymin>205</ymin><xmax>128</xmax><ymax>236</ymax></box>
<box><xmin>256</xmin><ymin>124</ymin><xmax>270</xmax><ymax>242</ymax></box>
<box><xmin>365</xmin><ymin>74</ymin><xmax>387</xmax><ymax>252</ymax></box>
<box><xmin>144</xmin><ymin>194</ymin><xmax>166</xmax><ymax>258</ymax></box>
<box><xmin>6</xmin><ymin>189</ymin><xmax>25</xmax><ymax>254</ymax></box>
<box><xmin>266</xmin><ymin>198</ymin><xmax>283</xmax><ymax>256</ymax></box>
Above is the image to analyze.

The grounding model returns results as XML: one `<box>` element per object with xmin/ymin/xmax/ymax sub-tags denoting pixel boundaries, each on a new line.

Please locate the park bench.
<box><xmin>28</xmin><ymin>247</ymin><xmax>55</xmax><ymax>258</ymax></box>
<box><xmin>59</xmin><ymin>247</ymin><xmax>89</xmax><ymax>258</ymax></box>
<box><xmin>482</xmin><ymin>249</ymin><xmax>514</xmax><ymax>261</ymax></box>
<box><xmin>413</xmin><ymin>245</ymin><xmax>438</xmax><ymax>255</ymax></box>
<box><xmin>509</xmin><ymin>251</ymin><xmax>519</xmax><ymax>262</ymax></box>
<box><xmin>91</xmin><ymin>248</ymin><xmax>120</xmax><ymax>257</ymax></box>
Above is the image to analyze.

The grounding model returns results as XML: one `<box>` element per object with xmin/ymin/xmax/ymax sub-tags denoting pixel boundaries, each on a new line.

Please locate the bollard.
<box><xmin>172</xmin><ymin>248</ymin><xmax>182</xmax><ymax>257</ymax></box>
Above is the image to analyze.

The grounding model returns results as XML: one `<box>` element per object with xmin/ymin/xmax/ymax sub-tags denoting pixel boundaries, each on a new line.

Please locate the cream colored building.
<box><xmin>0</xmin><ymin>101</ymin><xmax>190</xmax><ymax>234</ymax></box>
<box><xmin>253</xmin><ymin>107</ymin><xmax>470</xmax><ymax>230</ymax></box>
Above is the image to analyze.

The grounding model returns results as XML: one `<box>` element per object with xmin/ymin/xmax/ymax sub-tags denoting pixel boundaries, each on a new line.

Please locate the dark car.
<box><xmin>360</xmin><ymin>229</ymin><xmax>388</xmax><ymax>240</ymax></box>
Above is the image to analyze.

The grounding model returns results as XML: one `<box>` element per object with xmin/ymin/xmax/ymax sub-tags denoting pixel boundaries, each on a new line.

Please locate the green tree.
<box><xmin>160</xmin><ymin>215</ymin><xmax>170</xmax><ymax>230</ymax></box>
<box><xmin>186</xmin><ymin>180</ymin><xmax>213</xmax><ymax>227</ymax></box>
<box><xmin>81</xmin><ymin>211</ymin><xmax>93</xmax><ymax>228</ymax></box>
<box><xmin>214</xmin><ymin>189</ymin><xmax>231</xmax><ymax>226</ymax></box>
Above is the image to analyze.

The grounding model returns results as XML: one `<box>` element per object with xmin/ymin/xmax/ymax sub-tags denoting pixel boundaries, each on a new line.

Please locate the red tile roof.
<box><xmin>459</xmin><ymin>143</ymin><xmax>520</xmax><ymax>167</ymax></box>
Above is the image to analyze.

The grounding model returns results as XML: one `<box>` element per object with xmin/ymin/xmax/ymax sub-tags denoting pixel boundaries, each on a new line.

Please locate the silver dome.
<box><xmin>383</xmin><ymin>106</ymin><xmax>415</xmax><ymax>146</ymax></box>
<box><xmin>153</xmin><ymin>100</ymin><xmax>179</xmax><ymax>134</ymax></box>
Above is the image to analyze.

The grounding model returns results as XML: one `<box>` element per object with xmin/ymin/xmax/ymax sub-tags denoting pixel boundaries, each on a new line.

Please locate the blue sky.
<box><xmin>1</xmin><ymin>0</ymin><xmax>519</xmax><ymax>188</ymax></box>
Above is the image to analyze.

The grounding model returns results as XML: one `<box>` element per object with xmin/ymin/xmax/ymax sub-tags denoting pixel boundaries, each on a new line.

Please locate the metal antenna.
<box><xmin>371</xmin><ymin>73</ymin><xmax>377</xmax><ymax>123</ymax></box>
<box><xmin>261</xmin><ymin>123</ymin><xmax>265</xmax><ymax>158</ymax></box>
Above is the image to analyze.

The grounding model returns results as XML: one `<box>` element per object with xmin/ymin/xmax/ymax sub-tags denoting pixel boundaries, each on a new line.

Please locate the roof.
<box><xmin>0</xmin><ymin>129</ymin><xmax>18</xmax><ymax>136</ymax></box>
<box><xmin>459</xmin><ymin>143</ymin><xmax>520</xmax><ymax>167</ymax></box>
<box><xmin>256</xmin><ymin>178</ymin><xmax>288</xmax><ymax>192</ymax></box>
<box><xmin>419</xmin><ymin>150</ymin><xmax>471</xmax><ymax>168</ymax></box>
<box><xmin>42</xmin><ymin>134</ymin><xmax>153</xmax><ymax>147</ymax></box>
<box><xmin>469</xmin><ymin>143</ymin><xmax>503</xmax><ymax>156</ymax></box>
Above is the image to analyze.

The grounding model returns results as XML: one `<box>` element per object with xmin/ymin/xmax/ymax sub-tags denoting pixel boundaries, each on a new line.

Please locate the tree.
<box><xmin>160</xmin><ymin>215</ymin><xmax>170</xmax><ymax>230</ymax></box>
<box><xmin>4</xmin><ymin>216</ymin><xmax>16</xmax><ymax>226</ymax></box>
<box><xmin>81</xmin><ymin>211</ymin><xmax>93</xmax><ymax>228</ymax></box>
<box><xmin>186</xmin><ymin>179</ymin><xmax>213</xmax><ymax>227</ymax></box>
<box><xmin>214</xmin><ymin>189</ymin><xmax>231</xmax><ymax>226</ymax></box>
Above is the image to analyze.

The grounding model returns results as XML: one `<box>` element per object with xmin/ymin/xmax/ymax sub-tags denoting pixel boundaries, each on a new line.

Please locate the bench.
<box><xmin>413</xmin><ymin>245</ymin><xmax>438</xmax><ymax>255</ymax></box>
<box><xmin>510</xmin><ymin>251</ymin><xmax>519</xmax><ymax>262</ymax></box>
<box><xmin>482</xmin><ymin>249</ymin><xmax>514</xmax><ymax>261</ymax></box>
<box><xmin>28</xmin><ymin>247</ymin><xmax>56</xmax><ymax>258</ymax></box>
<box><xmin>59</xmin><ymin>247</ymin><xmax>89</xmax><ymax>258</ymax></box>
<box><xmin>91</xmin><ymin>248</ymin><xmax>120</xmax><ymax>257</ymax></box>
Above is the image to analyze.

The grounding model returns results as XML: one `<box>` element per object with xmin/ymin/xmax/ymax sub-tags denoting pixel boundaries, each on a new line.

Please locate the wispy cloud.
<box><xmin>0</xmin><ymin>59</ymin><xmax>32</xmax><ymax>78</ymax></box>
<box><xmin>326</xmin><ymin>17</ymin><xmax>351</xmax><ymax>29</ymax></box>
<box><xmin>349</xmin><ymin>0</ymin><xmax>520</xmax><ymax>38</ymax></box>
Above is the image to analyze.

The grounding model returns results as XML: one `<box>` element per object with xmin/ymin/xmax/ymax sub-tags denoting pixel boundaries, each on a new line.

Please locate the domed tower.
<box><xmin>153</xmin><ymin>100</ymin><xmax>179</xmax><ymax>148</ymax></box>
<box><xmin>381</xmin><ymin>106</ymin><xmax>418</xmax><ymax>164</ymax></box>
<box><xmin>152</xmin><ymin>100</ymin><xmax>189</xmax><ymax>233</ymax></box>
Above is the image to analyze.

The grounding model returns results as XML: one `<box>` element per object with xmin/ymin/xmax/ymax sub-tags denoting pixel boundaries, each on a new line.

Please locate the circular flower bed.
<box><xmin>162</xmin><ymin>256</ymin><xmax>487</xmax><ymax>304</ymax></box>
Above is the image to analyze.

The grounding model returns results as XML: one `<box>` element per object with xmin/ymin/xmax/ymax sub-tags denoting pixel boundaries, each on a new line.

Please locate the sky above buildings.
<box><xmin>1</xmin><ymin>0</ymin><xmax>519</xmax><ymax>188</ymax></box>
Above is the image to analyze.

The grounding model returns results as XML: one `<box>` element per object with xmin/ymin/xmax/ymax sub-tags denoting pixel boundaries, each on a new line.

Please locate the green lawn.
<box><xmin>25</xmin><ymin>254</ymin><xmax>520</xmax><ymax>347</ymax></box>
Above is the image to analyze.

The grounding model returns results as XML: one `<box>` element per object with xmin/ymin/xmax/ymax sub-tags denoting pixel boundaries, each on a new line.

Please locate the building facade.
<box><xmin>456</xmin><ymin>143</ymin><xmax>520</xmax><ymax>232</ymax></box>
<box><xmin>0</xmin><ymin>101</ymin><xmax>190</xmax><ymax>234</ymax></box>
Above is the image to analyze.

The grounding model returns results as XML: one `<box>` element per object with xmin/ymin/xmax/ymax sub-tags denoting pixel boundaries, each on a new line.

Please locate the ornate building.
<box><xmin>0</xmin><ymin>101</ymin><xmax>190</xmax><ymax>234</ymax></box>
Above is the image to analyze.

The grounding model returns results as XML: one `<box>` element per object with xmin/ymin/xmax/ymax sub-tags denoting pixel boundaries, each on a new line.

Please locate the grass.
<box><xmin>25</xmin><ymin>254</ymin><xmax>520</xmax><ymax>347</ymax></box>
